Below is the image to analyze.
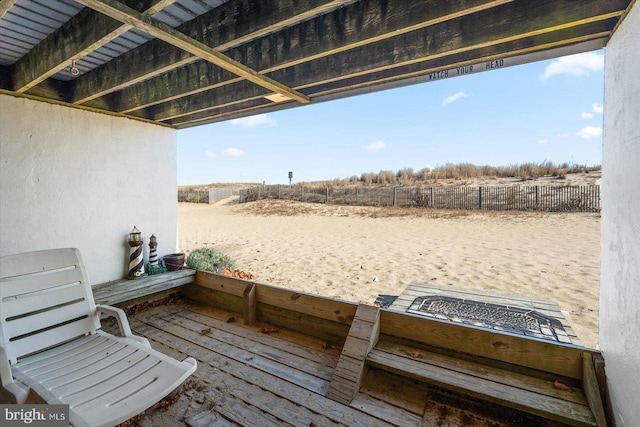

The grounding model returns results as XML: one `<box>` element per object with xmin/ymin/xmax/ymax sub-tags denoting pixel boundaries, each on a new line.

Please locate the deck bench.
<box><xmin>328</xmin><ymin>305</ymin><xmax>608</xmax><ymax>426</ymax></box>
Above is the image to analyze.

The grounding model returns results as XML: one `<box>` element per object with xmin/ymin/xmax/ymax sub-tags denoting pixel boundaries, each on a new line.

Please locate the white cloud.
<box><xmin>541</xmin><ymin>52</ymin><xmax>604</xmax><ymax>80</ymax></box>
<box><xmin>538</xmin><ymin>139</ymin><xmax>549</xmax><ymax>145</ymax></box>
<box><xmin>230</xmin><ymin>114</ymin><xmax>277</xmax><ymax>127</ymax></box>
<box><xmin>366</xmin><ymin>140</ymin><xmax>386</xmax><ymax>151</ymax></box>
<box><xmin>576</xmin><ymin>126</ymin><xmax>603</xmax><ymax>139</ymax></box>
<box><xmin>581</xmin><ymin>112</ymin><xmax>594</xmax><ymax>119</ymax></box>
<box><xmin>557</xmin><ymin>132</ymin><xmax>572</xmax><ymax>138</ymax></box>
<box><xmin>222</xmin><ymin>148</ymin><xmax>245</xmax><ymax>157</ymax></box>
<box><xmin>442</xmin><ymin>91</ymin><xmax>470</xmax><ymax>106</ymax></box>
<box><xmin>592</xmin><ymin>103</ymin><xmax>604</xmax><ymax>113</ymax></box>
<box><xmin>204</xmin><ymin>150</ymin><xmax>216</xmax><ymax>158</ymax></box>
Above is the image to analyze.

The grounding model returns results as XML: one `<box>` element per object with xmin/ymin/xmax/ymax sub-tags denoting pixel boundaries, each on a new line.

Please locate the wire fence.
<box><xmin>238</xmin><ymin>184</ymin><xmax>600</xmax><ymax>212</ymax></box>
<box><xmin>178</xmin><ymin>186</ymin><xmax>244</xmax><ymax>204</ymax></box>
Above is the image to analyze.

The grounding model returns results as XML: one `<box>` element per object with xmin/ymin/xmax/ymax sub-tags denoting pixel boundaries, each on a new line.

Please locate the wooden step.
<box><xmin>366</xmin><ymin>340</ymin><xmax>597</xmax><ymax>426</ymax></box>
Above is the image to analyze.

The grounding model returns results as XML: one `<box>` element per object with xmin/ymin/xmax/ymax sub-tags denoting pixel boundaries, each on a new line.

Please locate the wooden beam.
<box><xmin>581</xmin><ymin>353</ymin><xmax>608</xmax><ymax>427</ymax></box>
<box><xmin>88</xmin><ymin>0</ymin><xmax>512</xmax><ymax>113</ymax></box>
<box><xmin>10</xmin><ymin>0</ymin><xmax>180</xmax><ymax>93</ymax></box>
<box><xmin>101</xmin><ymin>0</ymin><xmax>622</xmax><ymax>120</ymax></box>
<box><xmin>11</xmin><ymin>8</ymin><xmax>124</xmax><ymax>93</ymax></box>
<box><xmin>297</xmin><ymin>27</ymin><xmax>613</xmax><ymax>97</ymax></box>
<box><xmin>69</xmin><ymin>0</ymin><xmax>351</xmax><ymax>105</ymax></box>
<box><xmin>166</xmin><ymin>17</ymin><xmax>615</xmax><ymax>126</ymax></box>
<box><xmin>75</xmin><ymin>0</ymin><xmax>309</xmax><ymax>104</ymax></box>
<box><xmin>234</xmin><ymin>1</ymin><xmax>624</xmax><ymax>78</ymax></box>
<box><xmin>128</xmin><ymin>80</ymin><xmax>271</xmax><ymax>121</ymax></box>
<box><xmin>380</xmin><ymin>309</ymin><xmax>599</xmax><ymax>381</ymax></box>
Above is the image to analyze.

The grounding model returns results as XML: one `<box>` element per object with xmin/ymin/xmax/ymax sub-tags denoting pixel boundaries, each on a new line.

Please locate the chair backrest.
<box><xmin>0</xmin><ymin>248</ymin><xmax>100</xmax><ymax>364</ymax></box>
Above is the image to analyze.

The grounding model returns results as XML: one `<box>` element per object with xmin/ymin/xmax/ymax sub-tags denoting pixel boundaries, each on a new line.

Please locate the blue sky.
<box><xmin>177</xmin><ymin>49</ymin><xmax>605</xmax><ymax>185</ymax></box>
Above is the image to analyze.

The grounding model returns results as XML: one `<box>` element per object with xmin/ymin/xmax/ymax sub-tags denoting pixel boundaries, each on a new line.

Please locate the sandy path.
<box><xmin>178</xmin><ymin>198</ymin><xmax>600</xmax><ymax>348</ymax></box>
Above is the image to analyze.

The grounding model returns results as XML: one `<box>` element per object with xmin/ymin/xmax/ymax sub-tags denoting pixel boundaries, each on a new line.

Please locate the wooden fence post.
<box><xmin>326</xmin><ymin>187</ymin><xmax>329</xmax><ymax>203</ymax></box>
<box><xmin>430</xmin><ymin>188</ymin><xmax>434</xmax><ymax>208</ymax></box>
<box><xmin>393</xmin><ymin>187</ymin><xmax>397</xmax><ymax>206</ymax></box>
<box><xmin>478</xmin><ymin>187</ymin><xmax>483</xmax><ymax>209</ymax></box>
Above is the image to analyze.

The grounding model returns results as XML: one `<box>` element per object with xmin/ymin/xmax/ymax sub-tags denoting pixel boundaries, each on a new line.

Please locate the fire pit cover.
<box><xmin>408</xmin><ymin>295</ymin><xmax>571</xmax><ymax>343</ymax></box>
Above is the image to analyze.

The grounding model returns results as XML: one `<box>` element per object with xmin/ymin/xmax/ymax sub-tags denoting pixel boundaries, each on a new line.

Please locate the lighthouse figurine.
<box><xmin>128</xmin><ymin>226</ymin><xmax>147</xmax><ymax>279</ymax></box>
<box><xmin>149</xmin><ymin>234</ymin><xmax>159</xmax><ymax>266</ymax></box>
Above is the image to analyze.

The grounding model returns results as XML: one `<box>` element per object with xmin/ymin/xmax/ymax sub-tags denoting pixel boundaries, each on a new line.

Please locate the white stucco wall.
<box><xmin>601</xmin><ymin>4</ymin><xmax>640</xmax><ymax>427</ymax></box>
<box><xmin>0</xmin><ymin>94</ymin><xmax>178</xmax><ymax>285</ymax></box>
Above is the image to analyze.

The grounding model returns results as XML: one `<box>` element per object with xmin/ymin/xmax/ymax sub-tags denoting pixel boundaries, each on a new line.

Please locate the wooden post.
<box><xmin>393</xmin><ymin>187</ymin><xmax>397</xmax><ymax>206</ymax></box>
<box><xmin>243</xmin><ymin>283</ymin><xmax>257</xmax><ymax>325</ymax></box>
<box><xmin>278</xmin><ymin>184</ymin><xmax>280</xmax><ymax>199</ymax></box>
<box><xmin>478</xmin><ymin>187</ymin><xmax>482</xmax><ymax>209</ymax></box>
<box><xmin>356</xmin><ymin>187</ymin><xmax>359</xmax><ymax>204</ymax></box>
<box><xmin>326</xmin><ymin>187</ymin><xmax>329</xmax><ymax>203</ymax></box>
<box><xmin>430</xmin><ymin>187</ymin><xmax>434</xmax><ymax>208</ymax></box>
<box><xmin>582</xmin><ymin>352</ymin><xmax>608</xmax><ymax>427</ymax></box>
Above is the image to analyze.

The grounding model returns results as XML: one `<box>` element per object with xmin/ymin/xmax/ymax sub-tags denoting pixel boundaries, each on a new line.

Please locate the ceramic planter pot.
<box><xmin>163</xmin><ymin>253</ymin><xmax>185</xmax><ymax>271</ymax></box>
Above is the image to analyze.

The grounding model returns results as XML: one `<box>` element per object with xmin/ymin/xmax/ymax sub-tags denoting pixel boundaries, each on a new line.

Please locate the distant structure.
<box><xmin>288</xmin><ymin>171</ymin><xmax>293</xmax><ymax>185</ymax></box>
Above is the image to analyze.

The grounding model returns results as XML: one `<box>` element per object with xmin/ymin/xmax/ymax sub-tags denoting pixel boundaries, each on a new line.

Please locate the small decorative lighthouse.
<box><xmin>128</xmin><ymin>226</ymin><xmax>147</xmax><ymax>279</ymax></box>
<box><xmin>149</xmin><ymin>234</ymin><xmax>159</xmax><ymax>266</ymax></box>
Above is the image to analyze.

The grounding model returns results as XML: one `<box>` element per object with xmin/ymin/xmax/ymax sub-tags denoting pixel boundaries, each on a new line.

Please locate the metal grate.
<box><xmin>408</xmin><ymin>295</ymin><xmax>571</xmax><ymax>343</ymax></box>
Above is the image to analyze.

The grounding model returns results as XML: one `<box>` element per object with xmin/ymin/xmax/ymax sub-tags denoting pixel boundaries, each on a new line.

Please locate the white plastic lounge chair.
<box><xmin>0</xmin><ymin>248</ymin><xmax>197</xmax><ymax>427</ymax></box>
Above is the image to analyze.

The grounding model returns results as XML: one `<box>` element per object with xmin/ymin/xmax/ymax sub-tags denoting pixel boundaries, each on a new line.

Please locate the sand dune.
<box><xmin>178</xmin><ymin>198</ymin><xmax>600</xmax><ymax>348</ymax></box>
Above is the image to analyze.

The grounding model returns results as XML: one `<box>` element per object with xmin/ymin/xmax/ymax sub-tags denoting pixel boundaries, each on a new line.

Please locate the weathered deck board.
<box><xmin>101</xmin><ymin>300</ymin><xmax>600</xmax><ymax>427</ymax></box>
<box><xmin>178</xmin><ymin>306</ymin><xmax>340</xmax><ymax>367</ymax></box>
<box><xmin>328</xmin><ymin>304</ymin><xmax>380</xmax><ymax>404</ymax></box>
<box><xmin>373</xmin><ymin>340</ymin><xmax>587</xmax><ymax>405</ymax></box>
<box><xmin>159</xmin><ymin>309</ymin><xmax>335</xmax><ymax>381</ymax></box>
<box><xmin>123</xmin><ymin>304</ymin><xmax>406</xmax><ymax>427</ymax></box>
<box><xmin>140</xmin><ymin>313</ymin><xmax>331</xmax><ymax>393</ymax></box>
<box><xmin>367</xmin><ymin>348</ymin><xmax>596</xmax><ymax>426</ymax></box>
<box><xmin>389</xmin><ymin>283</ymin><xmax>582</xmax><ymax>346</ymax></box>
<box><xmin>92</xmin><ymin>269</ymin><xmax>196</xmax><ymax>306</ymax></box>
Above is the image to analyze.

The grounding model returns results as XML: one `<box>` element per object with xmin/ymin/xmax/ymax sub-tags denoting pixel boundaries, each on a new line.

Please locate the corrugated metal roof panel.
<box><xmin>0</xmin><ymin>0</ymin><xmax>228</xmax><ymax>74</ymax></box>
<box><xmin>153</xmin><ymin>0</ymin><xmax>228</xmax><ymax>27</ymax></box>
<box><xmin>0</xmin><ymin>0</ymin><xmax>82</xmax><ymax>66</ymax></box>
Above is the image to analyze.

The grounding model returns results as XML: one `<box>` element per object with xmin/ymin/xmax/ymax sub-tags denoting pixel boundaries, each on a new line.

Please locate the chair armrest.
<box><xmin>0</xmin><ymin>345</ymin><xmax>14</xmax><ymax>388</ymax></box>
<box><xmin>0</xmin><ymin>345</ymin><xmax>29</xmax><ymax>403</ymax></box>
<box><xmin>96</xmin><ymin>304</ymin><xmax>133</xmax><ymax>337</ymax></box>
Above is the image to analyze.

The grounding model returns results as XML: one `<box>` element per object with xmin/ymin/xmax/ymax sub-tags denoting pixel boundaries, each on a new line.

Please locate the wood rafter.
<box><xmin>11</xmin><ymin>0</ymin><xmax>180</xmax><ymax>93</ymax></box>
<box><xmin>126</xmin><ymin>3</ymin><xmax>621</xmax><ymax>124</ymax></box>
<box><xmin>168</xmin><ymin>33</ymin><xmax>610</xmax><ymax>128</ymax></box>
<box><xmin>102</xmin><ymin>0</ymin><xmax>514</xmax><ymax>114</ymax></box>
<box><xmin>75</xmin><ymin>0</ymin><xmax>309</xmax><ymax>104</ymax></box>
<box><xmin>70</xmin><ymin>0</ymin><xmax>352</xmax><ymax>105</ymax></box>
<box><xmin>0</xmin><ymin>0</ymin><xmax>632</xmax><ymax>128</ymax></box>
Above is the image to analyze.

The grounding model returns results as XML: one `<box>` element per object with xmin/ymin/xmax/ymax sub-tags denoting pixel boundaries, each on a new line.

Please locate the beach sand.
<box><xmin>178</xmin><ymin>198</ymin><xmax>601</xmax><ymax>348</ymax></box>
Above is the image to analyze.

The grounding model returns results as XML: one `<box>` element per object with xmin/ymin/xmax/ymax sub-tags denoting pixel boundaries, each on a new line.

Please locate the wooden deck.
<box><xmin>105</xmin><ymin>300</ymin><xmax>566</xmax><ymax>427</ymax></box>
<box><xmin>388</xmin><ymin>283</ymin><xmax>583</xmax><ymax>346</ymax></box>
